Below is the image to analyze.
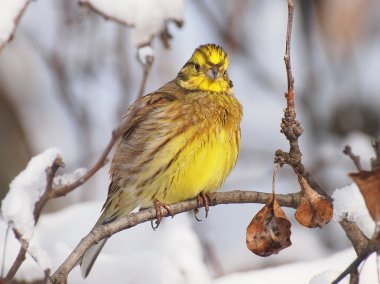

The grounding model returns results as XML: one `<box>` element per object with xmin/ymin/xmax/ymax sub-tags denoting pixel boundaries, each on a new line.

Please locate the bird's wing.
<box><xmin>103</xmin><ymin>81</ymin><xmax>185</xmax><ymax>207</ymax></box>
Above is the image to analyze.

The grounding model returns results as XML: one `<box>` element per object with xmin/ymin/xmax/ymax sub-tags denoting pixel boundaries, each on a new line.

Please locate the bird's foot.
<box><xmin>151</xmin><ymin>199</ymin><xmax>174</xmax><ymax>230</ymax></box>
<box><xmin>194</xmin><ymin>192</ymin><xmax>210</xmax><ymax>221</ymax></box>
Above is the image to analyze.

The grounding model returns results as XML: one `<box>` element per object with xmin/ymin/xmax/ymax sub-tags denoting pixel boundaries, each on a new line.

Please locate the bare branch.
<box><xmin>339</xmin><ymin>219</ymin><xmax>370</xmax><ymax>255</ymax></box>
<box><xmin>3</xmin><ymin>237</ymin><xmax>29</xmax><ymax>283</ymax></box>
<box><xmin>274</xmin><ymin>0</ymin><xmax>368</xmax><ymax>265</ymax></box>
<box><xmin>50</xmin><ymin>190</ymin><xmax>301</xmax><ymax>282</ymax></box>
<box><xmin>343</xmin><ymin>145</ymin><xmax>362</xmax><ymax>171</ymax></box>
<box><xmin>284</xmin><ymin>0</ymin><xmax>295</xmax><ymax>107</ymax></box>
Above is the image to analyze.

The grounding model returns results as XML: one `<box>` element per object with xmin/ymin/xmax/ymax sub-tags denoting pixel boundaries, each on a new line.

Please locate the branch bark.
<box><xmin>50</xmin><ymin>190</ymin><xmax>300</xmax><ymax>283</ymax></box>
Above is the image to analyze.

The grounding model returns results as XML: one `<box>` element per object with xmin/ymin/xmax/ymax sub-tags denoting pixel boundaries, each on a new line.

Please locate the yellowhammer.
<box><xmin>80</xmin><ymin>43</ymin><xmax>243</xmax><ymax>277</ymax></box>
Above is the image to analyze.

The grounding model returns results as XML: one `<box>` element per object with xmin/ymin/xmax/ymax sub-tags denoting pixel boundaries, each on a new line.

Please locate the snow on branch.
<box><xmin>1</xmin><ymin>148</ymin><xmax>61</xmax><ymax>241</ymax></box>
<box><xmin>333</xmin><ymin>184</ymin><xmax>375</xmax><ymax>239</ymax></box>
<box><xmin>79</xmin><ymin>0</ymin><xmax>184</xmax><ymax>47</ymax></box>
<box><xmin>0</xmin><ymin>0</ymin><xmax>30</xmax><ymax>51</ymax></box>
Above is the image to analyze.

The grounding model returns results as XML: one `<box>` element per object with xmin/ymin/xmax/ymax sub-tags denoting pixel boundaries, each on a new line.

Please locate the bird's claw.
<box><xmin>194</xmin><ymin>192</ymin><xmax>210</xmax><ymax>221</ymax></box>
<box><xmin>151</xmin><ymin>199</ymin><xmax>174</xmax><ymax>230</ymax></box>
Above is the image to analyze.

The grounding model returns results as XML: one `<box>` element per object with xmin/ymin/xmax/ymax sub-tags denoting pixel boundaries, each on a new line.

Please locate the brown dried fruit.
<box><xmin>246</xmin><ymin>195</ymin><xmax>292</xmax><ymax>257</ymax></box>
<box><xmin>294</xmin><ymin>176</ymin><xmax>333</xmax><ymax>228</ymax></box>
<box><xmin>349</xmin><ymin>169</ymin><xmax>380</xmax><ymax>222</ymax></box>
<box><xmin>295</xmin><ymin>176</ymin><xmax>333</xmax><ymax>228</ymax></box>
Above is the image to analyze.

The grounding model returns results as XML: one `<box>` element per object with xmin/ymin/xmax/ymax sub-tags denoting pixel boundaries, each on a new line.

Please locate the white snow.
<box><xmin>28</xmin><ymin>240</ymin><xmax>53</xmax><ymax>272</ymax></box>
<box><xmin>332</xmin><ymin>183</ymin><xmax>375</xmax><ymax>238</ymax></box>
<box><xmin>54</xmin><ymin>168</ymin><xmax>87</xmax><ymax>187</ymax></box>
<box><xmin>138</xmin><ymin>45</ymin><xmax>154</xmax><ymax>65</ymax></box>
<box><xmin>0</xmin><ymin>0</ymin><xmax>29</xmax><ymax>49</ymax></box>
<box><xmin>1</xmin><ymin>147</ymin><xmax>61</xmax><ymax>240</ymax></box>
<box><xmin>213</xmin><ymin>248</ymin><xmax>378</xmax><ymax>284</ymax></box>
<box><xmin>79</xmin><ymin>0</ymin><xmax>184</xmax><ymax>46</ymax></box>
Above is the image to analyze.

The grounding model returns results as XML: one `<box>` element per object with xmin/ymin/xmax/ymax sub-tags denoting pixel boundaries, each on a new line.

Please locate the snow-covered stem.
<box><xmin>3</xmin><ymin>157</ymin><xmax>63</xmax><ymax>282</ymax></box>
<box><xmin>50</xmin><ymin>190</ymin><xmax>301</xmax><ymax>283</ymax></box>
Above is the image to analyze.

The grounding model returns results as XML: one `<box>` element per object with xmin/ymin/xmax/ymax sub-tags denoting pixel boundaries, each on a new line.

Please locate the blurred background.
<box><xmin>1</xmin><ymin>0</ymin><xmax>380</xmax><ymax>282</ymax></box>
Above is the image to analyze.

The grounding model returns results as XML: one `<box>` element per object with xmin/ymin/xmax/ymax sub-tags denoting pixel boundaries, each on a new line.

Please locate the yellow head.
<box><xmin>176</xmin><ymin>44</ymin><xmax>233</xmax><ymax>93</ymax></box>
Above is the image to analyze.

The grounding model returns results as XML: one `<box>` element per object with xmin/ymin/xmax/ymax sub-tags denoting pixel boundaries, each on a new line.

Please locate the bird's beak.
<box><xmin>206</xmin><ymin>66</ymin><xmax>219</xmax><ymax>80</ymax></box>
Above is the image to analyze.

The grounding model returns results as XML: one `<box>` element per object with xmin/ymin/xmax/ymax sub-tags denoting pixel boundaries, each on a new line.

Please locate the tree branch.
<box><xmin>50</xmin><ymin>190</ymin><xmax>301</xmax><ymax>283</ymax></box>
<box><xmin>274</xmin><ymin>0</ymin><xmax>368</xmax><ymax>268</ymax></box>
<box><xmin>275</xmin><ymin>0</ymin><xmax>330</xmax><ymax>199</ymax></box>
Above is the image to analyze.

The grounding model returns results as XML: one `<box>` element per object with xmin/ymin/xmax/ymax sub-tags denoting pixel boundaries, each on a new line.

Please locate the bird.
<box><xmin>80</xmin><ymin>43</ymin><xmax>243</xmax><ymax>277</ymax></box>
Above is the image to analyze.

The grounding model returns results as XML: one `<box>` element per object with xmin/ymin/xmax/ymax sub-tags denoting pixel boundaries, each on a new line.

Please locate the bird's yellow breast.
<box><xmin>138</xmin><ymin>125</ymin><xmax>240</xmax><ymax>207</ymax></box>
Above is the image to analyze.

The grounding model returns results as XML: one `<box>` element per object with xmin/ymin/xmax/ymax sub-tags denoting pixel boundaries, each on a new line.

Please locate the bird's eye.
<box><xmin>194</xmin><ymin>63</ymin><xmax>200</xmax><ymax>72</ymax></box>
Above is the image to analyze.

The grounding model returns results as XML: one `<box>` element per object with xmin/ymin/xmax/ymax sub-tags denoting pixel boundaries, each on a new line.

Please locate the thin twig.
<box><xmin>349</xmin><ymin>268</ymin><xmax>359</xmax><ymax>284</ymax></box>
<box><xmin>275</xmin><ymin>0</ymin><xmax>367</xmax><ymax>260</ymax></box>
<box><xmin>284</xmin><ymin>0</ymin><xmax>295</xmax><ymax>112</ymax></box>
<box><xmin>3</xmin><ymin>233</ymin><xmax>29</xmax><ymax>282</ymax></box>
<box><xmin>50</xmin><ymin>190</ymin><xmax>301</xmax><ymax>283</ymax></box>
<box><xmin>343</xmin><ymin>145</ymin><xmax>362</xmax><ymax>171</ymax></box>
<box><xmin>34</xmin><ymin>157</ymin><xmax>64</xmax><ymax>220</ymax></box>
<box><xmin>332</xmin><ymin>246</ymin><xmax>373</xmax><ymax>284</ymax></box>
<box><xmin>275</xmin><ymin>0</ymin><xmax>332</xmax><ymax>201</ymax></box>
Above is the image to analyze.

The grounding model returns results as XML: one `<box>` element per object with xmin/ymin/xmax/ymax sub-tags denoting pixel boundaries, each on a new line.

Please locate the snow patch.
<box><xmin>332</xmin><ymin>183</ymin><xmax>375</xmax><ymax>238</ymax></box>
<box><xmin>0</xmin><ymin>0</ymin><xmax>29</xmax><ymax>49</ymax></box>
<box><xmin>1</xmin><ymin>148</ymin><xmax>61</xmax><ymax>240</ymax></box>
<box><xmin>309</xmin><ymin>270</ymin><xmax>348</xmax><ymax>284</ymax></box>
<box><xmin>28</xmin><ymin>240</ymin><xmax>53</xmax><ymax>272</ymax></box>
<box><xmin>54</xmin><ymin>168</ymin><xmax>87</xmax><ymax>186</ymax></box>
<box><xmin>79</xmin><ymin>0</ymin><xmax>184</xmax><ymax>46</ymax></box>
<box><xmin>138</xmin><ymin>45</ymin><xmax>154</xmax><ymax>65</ymax></box>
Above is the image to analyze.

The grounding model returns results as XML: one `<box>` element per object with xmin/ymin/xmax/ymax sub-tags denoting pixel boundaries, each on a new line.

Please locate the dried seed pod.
<box><xmin>246</xmin><ymin>195</ymin><xmax>292</xmax><ymax>257</ymax></box>
<box><xmin>295</xmin><ymin>176</ymin><xmax>333</xmax><ymax>228</ymax></box>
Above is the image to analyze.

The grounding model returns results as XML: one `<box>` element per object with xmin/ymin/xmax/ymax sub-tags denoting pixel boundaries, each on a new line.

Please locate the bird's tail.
<box><xmin>80</xmin><ymin>194</ymin><xmax>137</xmax><ymax>278</ymax></box>
<box><xmin>80</xmin><ymin>238</ymin><xmax>108</xmax><ymax>278</ymax></box>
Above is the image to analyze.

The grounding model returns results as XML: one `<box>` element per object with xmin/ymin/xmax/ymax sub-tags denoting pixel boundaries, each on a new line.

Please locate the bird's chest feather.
<box><xmin>149</xmin><ymin>125</ymin><xmax>240</xmax><ymax>204</ymax></box>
